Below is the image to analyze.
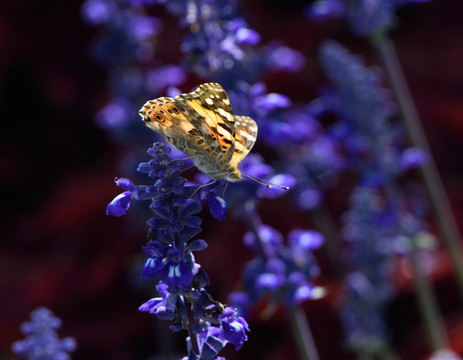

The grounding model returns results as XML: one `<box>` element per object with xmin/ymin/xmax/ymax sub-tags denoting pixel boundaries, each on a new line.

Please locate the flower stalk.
<box><xmin>409</xmin><ymin>234</ymin><xmax>449</xmax><ymax>352</ymax></box>
<box><xmin>374</xmin><ymin>34</ymin><xmax>463</xmax><ymax>301</ymax></box>
<box><xmin>287</xmin><ymin>305</ymin><xmax>320</xmax><ymax>360</ymax></box>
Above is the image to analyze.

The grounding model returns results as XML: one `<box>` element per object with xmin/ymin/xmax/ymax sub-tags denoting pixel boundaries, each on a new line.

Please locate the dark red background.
<box><xmin>1</xmin><ymin>0</ymin><xmax>463</xmax><ymax>359</ymax></box>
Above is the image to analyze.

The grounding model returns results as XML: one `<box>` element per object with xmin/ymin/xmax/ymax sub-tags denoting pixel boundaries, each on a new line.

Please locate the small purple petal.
<box><xmin>186</xmin><ymin>239</ymin><xmax>208</xmax><ymax>252</ymax></box>
<box><xmin>399</xmin><ymin>147</ymin><xmax>429</xmax><ymax>171</ymax></box>
<box><xmin>255</xmin><ymin>93</ymin><xmax>291</xmax><ymax>110</ymax></box>
<box><xmin>257</xmin><ymin>174</ymin><xmax>295</xmax><ymax>199</ymax></box>
<box><xmin>141</xmin><ymin>257</ymin><xmax>163</xmax><ymax>279</ymax></box>
<box><xmin>288</xmin><ymin>229</ymin><xmax>324</xmax><ymax>252</ymax></box>
<box><xmin>235</xmin><ymin>28</ymin><xmax>261</xmax><ymax>45</ymax></box>
<box><xmin>161</xmin><ymin>260</ymin><xmax>194</xmax><ymax>290</ymax></box>
<box><xmin>293</xmin><ymin>283</ymin><xmax>316</xmax><ymax>303</ymax></box>
<box><xmin>256</xmin><ymin>273</ymin><xmax>285</xmax><ymax>291</ymax></box>
<box><xmin>207</xmin><ymin>193</ymin><xmax>227</xmax><ymax>220</ymax></box>
<box><xmin>106</xmin><ymin>191</ymin><xmax>131</xmax><ymax>216</ymax></box>
<box><xmin>220</xmin><ymin>313</ymin><xmax>249</xmax><ymax>351</ymax></box>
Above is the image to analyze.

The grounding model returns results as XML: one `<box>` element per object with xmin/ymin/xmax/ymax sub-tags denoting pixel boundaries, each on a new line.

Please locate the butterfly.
<box><xmin>139</xmin><ymin>82</ymin><xmax>259</xmax><ymax>184</ymax></box>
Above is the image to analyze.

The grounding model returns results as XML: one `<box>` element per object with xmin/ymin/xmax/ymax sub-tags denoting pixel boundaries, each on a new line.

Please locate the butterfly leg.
<box><xmin>167</xmin><ymin>156</ymin><xmax>193</xmax><ymax>165</ymax></box>
<box><xmin>181</xmin><ymin>164</ymin><xmax>196</xmax><ymax>173</ymax></box>
<box><xmin>189</xmin><ymin>180</ymin><xmax>217</xmax><ymax>199</ymax></box>
<box><xmin>208</xmin><ymin>181</ymin><xmax>228</xmax><ymax>199</ymax></box>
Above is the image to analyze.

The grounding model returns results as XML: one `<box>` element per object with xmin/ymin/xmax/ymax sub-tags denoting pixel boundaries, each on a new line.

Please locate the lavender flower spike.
<box><xmin>12</xmin><ymin>307</ymin><xmax>76</xmax><ymax>360</ymax></box>
<box><xmin>108</xmin><ymin>142</ymin><xmax>248</xmax><ymax>358</ymax></box>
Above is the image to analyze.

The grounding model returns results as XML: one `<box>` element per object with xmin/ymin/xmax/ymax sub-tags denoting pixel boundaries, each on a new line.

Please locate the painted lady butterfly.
<box><xmin>139</xmin><ymin>83</ymin><xmax>259</xmax><ymax>184</ymax></box>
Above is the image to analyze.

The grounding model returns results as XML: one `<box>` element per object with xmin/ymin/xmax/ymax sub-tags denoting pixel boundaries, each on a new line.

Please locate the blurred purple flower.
<box><xmin>12</xmin><ymin>307</ymin><xmax>76</xmax><ymax>360</ymax></box>
<box><xmin>399</xmin><ymin>147</ymin><xmax>429</xmax><ymax>171</ymax></box>
<box><xmin>96</xmin><ymin>98</ymin><xmax>133</xmax><ymax>129</ymax></box>
<box><xmin>147</xmin><ymin>65</ymin><xmax>187</xmax><ymax>94</ymax></box>
<box><xmin>81</xmin><ymin>0</ymin><xmax>116</xmax><ymax>25</ymax></box>
<box><xmin>267</xmin><ymin>45</ymin><xmax>306</xmax><ymax>72</ymax></box>
<box><xmin>307</xmin><ymin>0</ymin><xmax>429</xmax><ymax>36</ymax></box>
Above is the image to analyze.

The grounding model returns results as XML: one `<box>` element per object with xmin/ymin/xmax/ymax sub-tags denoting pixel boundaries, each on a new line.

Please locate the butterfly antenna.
<box><xmin>242</xmin><ymin>173</ymin><xmax>290</xmax><ymax>190</ymax></box>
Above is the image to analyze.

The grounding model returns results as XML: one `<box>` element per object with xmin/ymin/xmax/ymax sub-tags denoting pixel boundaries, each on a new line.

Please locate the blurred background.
<box><xmin>1</xmin><ymin>0</ymin><xmax>463</xmax><ymax>359</ymax></box>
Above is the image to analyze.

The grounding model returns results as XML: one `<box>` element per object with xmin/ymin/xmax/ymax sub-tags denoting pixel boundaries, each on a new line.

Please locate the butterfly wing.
<box><xmin>228</xmin><ymin>116</ymin><xmax>258</xmax><ymax>167</ymax></box>
<box><xmin>139</xmin><ymin>96</ymin><xmax>214</xmax><ymax>159</ymax></box>
<box><xmin>139</xmin><ymin>83</ymin><xmax>237</xmax><ymax>165</ymax></box>
<box><xmin>177</xmin><ymin>83</ymin><xmax>236</xmax><ymax>164</ymax></box>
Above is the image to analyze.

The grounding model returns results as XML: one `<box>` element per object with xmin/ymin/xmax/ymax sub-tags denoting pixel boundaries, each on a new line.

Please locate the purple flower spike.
<box><xmin>12</xmin><ymin>307</ymin><xmax>76</xmax><ymax>360</ymax></box>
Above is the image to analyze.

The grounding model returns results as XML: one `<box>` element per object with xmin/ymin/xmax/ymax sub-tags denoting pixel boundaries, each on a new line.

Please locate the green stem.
<box><xmin>374</xmin><ymin>34</ymin><xmax>463</xmax><ymax>300</ymax></box>
<box><xmin>409</xmin><ymin>235</ymin><xmax>448</xmax><ymax>352</ymax></box>
<box><xmin>287</xmin><ymin>305</ymin><xmax>321</xmax><ymax>360</ymax></box>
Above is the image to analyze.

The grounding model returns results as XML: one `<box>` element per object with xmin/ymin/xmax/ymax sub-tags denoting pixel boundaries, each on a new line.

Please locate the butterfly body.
<box><xmin>139</xmin><ymin>83</ymin><xmax>258</xmax><ymax>182</ymax></box>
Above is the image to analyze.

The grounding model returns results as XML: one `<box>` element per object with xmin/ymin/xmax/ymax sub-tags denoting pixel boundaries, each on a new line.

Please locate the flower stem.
<box><xmin>186</xmin><ymin>299</ymin><xmax>200</xmax><ymax>355</ymax></box>
<box><xmin>373</xmin><ymin>34</ymin><xmax>463</xmax><ymax>300</ymax></box>
<box><xmin>287</xmin><ymin>305</ymin><xmax>321</xmax><ymax>360</ymax></box>
<box><xmin>409</xmin><ymin>234</ymin><xmax>448</xmax><ymax>352</ymax></box>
